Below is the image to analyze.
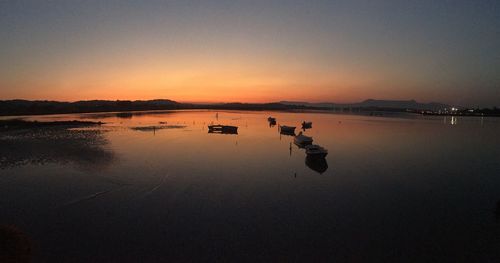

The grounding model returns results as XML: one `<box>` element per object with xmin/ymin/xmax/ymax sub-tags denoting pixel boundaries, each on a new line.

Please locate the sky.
<box><xmin>0</xmin><ymin>0</ymin><xmax>499</xmax><ymax>107</ymax></box>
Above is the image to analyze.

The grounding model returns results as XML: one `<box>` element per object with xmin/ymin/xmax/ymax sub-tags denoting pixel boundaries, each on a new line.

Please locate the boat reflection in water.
<box><xmin>305</xmin><ymin>156</ymin><xmax>329</xmax><ymax>174</ymax></box>
<box><xmin>304</xmin><ymin>144</ymin><xmax>328</xmax><ymax>173</ymax></box>
<box><xmin>208</xmin><ymin>124</ymin><xmax>238</xmax><ymax>135</ymax></box>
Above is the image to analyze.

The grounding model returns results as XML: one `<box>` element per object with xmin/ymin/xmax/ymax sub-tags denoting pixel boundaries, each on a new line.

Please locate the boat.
<box><xmin>305</xmin><ymin>156</ymin><xmax>328</xmax><ymax>174</ymax></box>
<box><xmin>294</xmin><ymin>132</ymin><xmax>313</xmax><ymax>146</ymax></box>
<box><xmin>302</xmin><ymin>121</ymin><xmax>312</xmax><ymax>129</ymax></box>
<box><xmin>208</xmin><ymin>124</ymin><xmax>238</xmax><ymax>134</ymax></box>
<box><xmin>279</xmin><ymin>125</ymin><xmax>296</xmax><ymax>134</ymax></box>
<box><xmin>267</xmin><ymin>117</ymin><xmax>276</xmax><ymax>126</ymax></box>
<box><xmin>305</xmin><ymin>144</ymin><xmax>328</xmax><ymax>158</ymax></box>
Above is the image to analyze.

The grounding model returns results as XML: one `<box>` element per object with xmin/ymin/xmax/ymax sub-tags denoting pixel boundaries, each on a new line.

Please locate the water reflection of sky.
<box><xmin>1</xmin><ymin>110</ymin><xmax>500</xmax><ymax>261</ymax></box>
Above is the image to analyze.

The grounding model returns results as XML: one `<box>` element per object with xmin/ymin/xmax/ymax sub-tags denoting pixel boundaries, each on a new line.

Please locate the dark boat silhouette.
<box><xmin>279</xmin><ymin>125</ymin><xmax>296</xmax><ymax>136</ymax></box>
<box><xmin>302</xmin><ymin>121</ymin><xmax>312</xmax><ymax>129</ymax></box>
<box><xmin>208</xmin><ymin>124</ymin><xmax>238</xmax><ymax>135</ymax></box>
<box><xmin>294</xmin><ymin>132</ymin><xmax>313</xmax><ymax>147</ymax></box>
<box><xmin>305</xmin><ymin>156</ymin><xmax>328</xmax><ymax>174</ymax></box>
<box><xmin>305</xmin><ymin>144</ymin><xmax>328</xmax><ymax>158</ymax></box>
<box><xmin>267</xmin><ymin>117</ymin><xmax>277</xmax><ymax>127</ymax></box>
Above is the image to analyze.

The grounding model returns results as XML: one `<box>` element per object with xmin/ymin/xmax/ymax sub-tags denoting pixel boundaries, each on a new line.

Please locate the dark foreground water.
<box><xmin>1</xmin><ymin>110</ymin><xmax>500</xmax><ymax>262</ymax></box>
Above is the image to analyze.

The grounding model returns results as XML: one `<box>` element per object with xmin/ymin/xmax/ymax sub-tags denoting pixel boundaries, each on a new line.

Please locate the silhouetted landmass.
<box><xmin>281</xmin><ymin>99</ymin><xmax>500</xmax><ymax>116</ymax></box>
<box><xmin>421</xmin><ymin>107</ymin><xmax>500</xmax><ymax>117</ymax></box>
<box><xmin>280</xmin><ymin>99</ymin><xmax>450</xmax><ymax>111</ymax></box>
<box><xmin>473</xmin><ymin>107</ymin><xmax>500</xmax><ymax>116</ymax></box>
<box><xmin>0</xmin><ymin>100</ymin><xmax>321</xmax><ymax>116</ymax></box>
<box><xmin>1</xmin><ymin>99</ymin><xmax>499</xmax><ymax>116</ymax></box>
<box><xmin>198</xmin><ymin>102</ymin><xmax>323</xmax><ymax>111</ymax></box>
<box><xmin>0</xmin><ymin>99</ymin><xmax>182</xmax><ymax>116</ymax></box>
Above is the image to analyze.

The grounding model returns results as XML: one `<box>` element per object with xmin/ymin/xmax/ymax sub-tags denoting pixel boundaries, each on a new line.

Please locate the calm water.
<box><xmin>1</xmin><ymin>110</ymin><xmax>500</xmax><ymax>262</ymax></box>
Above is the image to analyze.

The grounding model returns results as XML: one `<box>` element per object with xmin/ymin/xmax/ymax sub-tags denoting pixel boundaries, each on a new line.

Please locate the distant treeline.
<box><xmin>0</xmin><ymin>99</ymin><xmax>322</xmax><ymax>116</ymax></box>
<box><xmin>1</xmin><ymin>99</ymin><xmax>499</xmax><ymax>117</ymax></box>
<box><xmin>468</xmin><ymin>107</ymin><xmax>500</xmax><ymax>116</ymax></box>
<box><xmin>0</xmin><ymin>99</ymin><xmax>183</xmax><ymax>116</ymax></box>
<box><xmin>197</xmin><ymin>102</ymin><xmax>326</xmax><ymax>111</ymax></box>
<box><xmin>422</xmin><ymin>107</ymin><xmax>500</xmax><ymax>117</ymax></box>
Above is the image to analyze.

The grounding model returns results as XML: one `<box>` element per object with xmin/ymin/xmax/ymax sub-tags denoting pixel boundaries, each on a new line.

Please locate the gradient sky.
<box><xmin>1</xmin><ymin>0</ymin><xmax>499</xmax><ymax>107</ymax></box>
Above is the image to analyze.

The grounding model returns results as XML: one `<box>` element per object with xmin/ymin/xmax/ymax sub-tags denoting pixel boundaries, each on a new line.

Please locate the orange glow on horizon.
<box><xmin>1</xmin><ymin>59</ymin><xmax>417</xmax><ymax>103</ymax></box>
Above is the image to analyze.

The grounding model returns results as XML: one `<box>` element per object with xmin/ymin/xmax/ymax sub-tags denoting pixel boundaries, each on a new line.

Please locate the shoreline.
<box><xmin>1</xmin><ymin>107</ymin><xmax>500</xmax><ymax>119</ymax></box>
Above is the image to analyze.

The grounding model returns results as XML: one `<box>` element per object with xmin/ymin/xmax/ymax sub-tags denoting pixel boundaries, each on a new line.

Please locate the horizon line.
<box><xmin>0</xmin><ymin>97</ymin><xmax>450</xmax><ymax>105</ymax></box>
<box><xmin>2</xmin><ymin>97</ymin><xmax>499</xmax><ymax>108</ymax></box>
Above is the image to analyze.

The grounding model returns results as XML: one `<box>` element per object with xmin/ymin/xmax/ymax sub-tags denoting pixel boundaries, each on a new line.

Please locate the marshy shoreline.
<box><xmin>0</xmin><ymin>119</ymin><xmax>104</xmax><ymax>131</ymax></box>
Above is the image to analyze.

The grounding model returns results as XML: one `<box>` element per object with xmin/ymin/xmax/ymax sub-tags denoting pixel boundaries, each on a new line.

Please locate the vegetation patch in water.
<box><xmin>130</xmin><ymin>125</ymin><xmax>186</xmax><ymax>132</ymax></box>
<box><xmin>0</xmin><ymin>119</ymin><xmax>103</xmax><ymax>131</ymax></box>
<box><xmin>0</xmin><ymin>120</ymin><xmax>113</xmax><ymax>170</ymax></box>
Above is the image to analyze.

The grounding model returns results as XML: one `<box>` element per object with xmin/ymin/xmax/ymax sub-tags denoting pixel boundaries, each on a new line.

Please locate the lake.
<box><xmin>1</xmin><ymin>110</ymin><xmax>500</xmax><ymax>262</ymax></box>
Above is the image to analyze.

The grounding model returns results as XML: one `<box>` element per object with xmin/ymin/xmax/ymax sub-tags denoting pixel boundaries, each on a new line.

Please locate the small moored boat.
<box><xmin>208</xmin><ymin>124</ymin><xmax>238</xmax><ymax>134</ymax></box>
<box><xmin>302</xmin><ymin>121</ymin><xmax>312</xmax><ymax>129</ymax></box>
<box><xmin>305</xmin><ymin>144</ymin><xmax>328</xmax><ymax>158</ymax></box>
<box><xmin>279</xmin><ymin>125</ymin><xmax>296</xmax><ymax>133</ymax></box>
<box><xmin>294</xmin><ymin>132</ymin><xmax>313</xmax><ymax>146</ymax></box>
<box><xmin>268</xmin><ymin>117</ymin><xmax>276</xmax><ymax>126</ymax></box>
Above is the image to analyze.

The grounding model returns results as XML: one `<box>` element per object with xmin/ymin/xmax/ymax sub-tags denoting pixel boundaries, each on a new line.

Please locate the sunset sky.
<box><xmin>1</xmin><ymin>0</ymin><xmax>499</xmax><ymax>107</ymax></box>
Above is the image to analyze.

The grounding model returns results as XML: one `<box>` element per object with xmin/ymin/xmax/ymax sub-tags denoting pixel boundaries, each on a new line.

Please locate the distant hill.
<box><xmin>0</xmin><ymin>99</ymin><xmax>320</xmax><ymax>116</ymax></box>
<box><xmin>0</xmin><ymin>98</ymin><xmax>470</xmax><ymax>117</ymax></box>
<box><xmin>199</xmin><ymin>102</ymin><xmax>320</xmax><ymax>111</ymax></box>
<box><xmin>280</xmin><ymin>99</ymin><xmax>450</xmax><ymax>111</ymax></box>
<box><xmin>0</xmin><ymin>99</ymin><xmax>183</xmax><ymax>116</ymax></box>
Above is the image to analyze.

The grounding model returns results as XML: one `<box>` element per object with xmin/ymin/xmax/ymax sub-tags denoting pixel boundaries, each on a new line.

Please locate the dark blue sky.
<box><xmin>1</xmin><ymin>0</ymin><xmax>499</xmax><ymax>106</ymax></box>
